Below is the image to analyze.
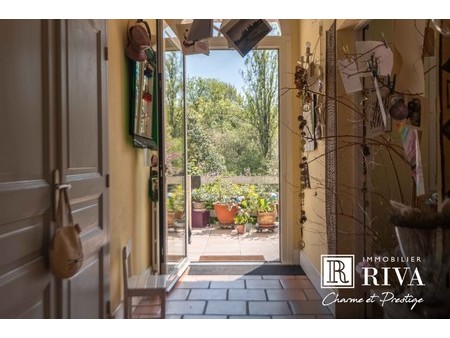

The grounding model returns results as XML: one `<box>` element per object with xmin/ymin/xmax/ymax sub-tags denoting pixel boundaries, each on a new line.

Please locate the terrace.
<box><xmin>168</xmin><ymin>175</ymin><xmax>280</xmax><ymax>262</ymax></box>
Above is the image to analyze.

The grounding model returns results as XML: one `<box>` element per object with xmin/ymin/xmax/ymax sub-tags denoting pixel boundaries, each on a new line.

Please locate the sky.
<box><xmin>186</xmin><ymin>50</ymin><xmax>247</xmax><ymax>93</ymax></box>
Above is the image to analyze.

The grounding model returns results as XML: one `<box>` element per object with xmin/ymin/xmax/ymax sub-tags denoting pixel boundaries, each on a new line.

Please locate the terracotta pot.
<box><xmin>167</xmin><ymin>211</ymin><xmax>175</xmax><ymax>226</ymax></box>
<box><xmin>213</xmin><ymin>203</ymin><xmax>238</xmax><ymax>224</ymax></box>
<box><xmin>235</xmin><ymin>224</ymin><xmax>245</xmax><ymax>234</ymax></box>
<box><xmin>193</xmin><ymin>201</ymin><xmax>206</xmax><ymax>210</ymax></box>
<box><xmin>257</xmin><ymin>211</ymin><xmax>276</xmax><ymax>226</ymax></box>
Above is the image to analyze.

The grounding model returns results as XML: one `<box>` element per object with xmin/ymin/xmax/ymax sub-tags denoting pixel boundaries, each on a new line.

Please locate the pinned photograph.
<box><xmin>220</xmin><ymin>19</ymin><xmax>272</xmax><ymax>57</ymax></box>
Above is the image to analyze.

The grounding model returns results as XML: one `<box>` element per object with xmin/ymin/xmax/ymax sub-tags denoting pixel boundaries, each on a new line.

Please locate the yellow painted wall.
<box><xmin>107</xmin><ymin>19</ymin><xmax>152</xmax><ymax>314</ymax></box>
<box><xmin>364</xmin><ymin>20</ymin><xmax>414</xmax><ymax>255</ymax></box>
<box><xmin>298</xmin><ymin>19</ymin><xmax>334</xmax><ymax>271</ymax></box>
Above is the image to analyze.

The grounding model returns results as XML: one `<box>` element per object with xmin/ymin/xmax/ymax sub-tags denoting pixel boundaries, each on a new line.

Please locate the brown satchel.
<box><xmin>49</xmin><ymin>188</ymin><xmax>83</xmax><ymax>279</ymax></box>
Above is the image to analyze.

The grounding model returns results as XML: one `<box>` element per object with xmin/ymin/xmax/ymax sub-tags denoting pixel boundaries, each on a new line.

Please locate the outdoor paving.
<box><xmin>187</xmin><ymin>225</ymin><xmax>280</xmax><ymax>262</ymax></box>
<box><xmin>131</xmin><ymin>272</ymin><xmax>333</xmax><ymax>319</ymax></box>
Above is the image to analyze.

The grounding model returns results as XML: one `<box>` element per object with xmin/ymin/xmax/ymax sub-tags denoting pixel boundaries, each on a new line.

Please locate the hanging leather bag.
<box><xmin>49</xmin><ymin>188</ymin><xmax>83</xmax><ymax>279</ymax></box>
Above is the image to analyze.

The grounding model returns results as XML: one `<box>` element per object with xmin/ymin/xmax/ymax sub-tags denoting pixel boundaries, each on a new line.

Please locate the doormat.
<box><xmin>198</xmin><ymin>255</ymin><xmax>265</xmax><ymax>262</ymax></box>
<box><xmin>188</xmin><ymin>264</ymin><xmax>305</xmax><ymax>275</ymax></box>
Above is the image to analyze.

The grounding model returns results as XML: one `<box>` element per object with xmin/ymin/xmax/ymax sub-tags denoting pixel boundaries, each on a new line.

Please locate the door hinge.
<box><xmin>104</xmin><ymin>46</ymin><xmax>108</xmax><ymax>61</ymax></box>
<box><xmin>106</xmin><ymin>174</ymin><xmax>110</xmax><ymax>188</ymax></box>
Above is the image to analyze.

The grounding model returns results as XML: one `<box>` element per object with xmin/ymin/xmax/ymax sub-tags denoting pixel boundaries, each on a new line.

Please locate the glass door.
<box><xmin>157</xmin><ymin>20</ymin><xmax>189</xmax><ymax>287</ymax></box>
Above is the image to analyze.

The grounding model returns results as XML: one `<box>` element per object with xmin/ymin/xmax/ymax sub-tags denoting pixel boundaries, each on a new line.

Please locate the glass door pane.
<box><xmin>158</xmin><ymin>20</ymin><xmax>189</xmax><ymax>281</ymax></box>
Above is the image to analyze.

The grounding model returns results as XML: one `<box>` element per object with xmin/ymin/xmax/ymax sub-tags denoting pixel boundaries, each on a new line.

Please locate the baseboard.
<box><xmin>299</xmin><ymin>250</ymin><xmax>336</xmax><ymax>316</ymax></box>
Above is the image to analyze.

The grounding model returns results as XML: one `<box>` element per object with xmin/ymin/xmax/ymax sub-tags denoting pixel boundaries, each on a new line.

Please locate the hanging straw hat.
<box><xmin>126</xmin><ymin>21</ymin><xmax>151</xmax><ymax>62</ymax></box>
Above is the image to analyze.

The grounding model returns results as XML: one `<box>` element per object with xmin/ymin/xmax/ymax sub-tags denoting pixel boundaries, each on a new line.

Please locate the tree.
<box><xmin>165</xmin><ymin>51</ymin><xmax>183</xmax><ymax>138</ymax></box>
<box><xmin>187</xmin><ymin>110</ymin><xmax>226</xmax><ymax>175</ymax></box>
<box><xmin>241</xmin><ymin>50</ymin><xmax>279</xmax><ymax>161</ymax></box>
<box><xmin>186</xmin><ymin>77</ymin><xmax>244</xmax><ymax>130</ymax></box>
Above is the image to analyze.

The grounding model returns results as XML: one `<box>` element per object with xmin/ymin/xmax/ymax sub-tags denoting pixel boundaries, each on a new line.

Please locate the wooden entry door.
<box><xmin>0</xmin><ymin>19</ymin><xmax>109</xmax><ymax>318</ymax></box>
<box><xmin>57</xmin><ymin>19</ymin><xmax>109</xmax><ymax>319</ymax></box>
<box><xmin>0</xmin><ymin>20</ymin><xmax>56</xmax><ymax>319</ymax></box>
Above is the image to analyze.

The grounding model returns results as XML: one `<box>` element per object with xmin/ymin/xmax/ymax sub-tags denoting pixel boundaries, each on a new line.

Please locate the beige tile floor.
<box><xmin>187</xmin><ymin>225</ymin><xmax>280</xmax><ymax>262</ymax></box>
<box><xmin>132</xmin><ymin>272</ymin><xmax>333</xmax><ymax>319</ymax></box>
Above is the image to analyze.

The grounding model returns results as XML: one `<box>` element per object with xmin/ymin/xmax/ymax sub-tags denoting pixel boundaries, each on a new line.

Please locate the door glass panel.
<box><xmin>163</xmin><ymin>23</ymin><xmax>187</xmax><ymax>274</ymax></box>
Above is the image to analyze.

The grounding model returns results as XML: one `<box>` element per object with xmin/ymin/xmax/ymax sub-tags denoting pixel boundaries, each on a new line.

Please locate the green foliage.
<box><xmin>241</xmin><ymin>50</ymin><xmax>279</xmax><ymax>163</ymax></box>
<box><xmin>165</xmin><ymin>52</ymin><xmax>183</xmax><ymax>138</ymax></box>
<box><xmin>234</xmin><ymin>209</ymin><xmax>251</xmax><ymax>225</ymax></box>
<box><xmin>186</xmin><ymin>77</ymin><xmax>243</xmax><ymax>130</ymax></box>
<box><xmin>215</xmin><ymin>127</ymin><xmax>267</xmax><ymax>175</ymax></box>
<box><xmin>184</xmin><ymin>74</ymin><xmax>279</xmax><ymax>176</ymax></box>
<box><xmin>167</xmin><ymin>185</ymin><xmax>184</xmax><ymax>212</ymax></box>
<box><xmin>166</xmin><ymin>133</ymin><xmax>184</xmax><ymax>176</ymax></box>
<box><xmin>191</xmin><ymin>185</ymin><xmax>210</xmax><ymax>203</ymax></box>
<box><xmin>191</xmin><ymin>178</ymin><xmax>242</xmax><ymax>208</ymax></box>
<box><xmin>257</xmin><ymin>198</ymin><xmax>274</xmax><ymax>212</ymax></box>
<box><xmin>192</xmin><ymin>180</ymin><xmax>279</xmax><ymax>214</ymax></box>
<box><xmin>187</xmin><ymin>111</ymin><xmax>226</xmax><ymax>175</ymax></box>
<box><xmin>165</xmin><ymin>52</ymin><xmax>279</xmax><ymax>177</ymax></box>
<box><xmin>256</xmin><ymin>192</ymin><xmax>278</xmax><ymax>212</ymax></box>
<box><xmin>208</xmin><ymin>178</ymin><xmax>240</xmax><ymax>206</ymax></box>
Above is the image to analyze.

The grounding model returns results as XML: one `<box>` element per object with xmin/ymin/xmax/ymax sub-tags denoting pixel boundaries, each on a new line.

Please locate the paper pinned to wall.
<box><xmin>338</xmin><ymin>59</ymin><xmax>362</xmax><ymax>94</ymax></box>
<box><xmin>394</xmin><ymin>20</ymin><xmax>425</xmax><ymax>96</ymax></box>
<box><xmin>355</xmin><ymin>41</ymin><xmax>393</xmax><ymax>77</ymax></box>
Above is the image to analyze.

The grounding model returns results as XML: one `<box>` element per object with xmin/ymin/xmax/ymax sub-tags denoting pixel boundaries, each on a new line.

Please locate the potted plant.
<box><xmin>256</xmin><ymin>195</ymin><xmax>277</xmax><ymax>227</ymax></box>
<box><xmin>167</xmin><ymin>185</ymin><xmax>184</xmax><ymax>226</ymax></box>
<box><xmin>234</xmin><ymin>209</ymin><xmax>251</xmax><ymax>235</ymax></box>
<box><xmin>191</xmin><ymin>186</ymin><xmax>208</xmax><ymax>210</ymax></box>
<box><xmin>210</xmin><ymin>178</ymin><xmax>239</xmax><ymax>225</ymax></box>
<box><xmin>167</xmin><ymin>193</ymin><xmax>176</xmax><ymax>226</ymax></box>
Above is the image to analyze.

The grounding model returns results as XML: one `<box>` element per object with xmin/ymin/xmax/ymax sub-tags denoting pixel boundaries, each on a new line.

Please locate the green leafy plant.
<box><xmin>234</xmin><ymin>209</ymin><xmax>251</xmax><ymax>225</ymax></box>
<box><xmin>257</xmin><ymin>196</ymin><xmax>275</xmax><ymax>212</ymax></box>
<box><xmin>240</xmin><ymin>185</ymin><xmax>259</xmax><ymax>213</ymax></box>
<box><xmin>208</xmin><ymin>177</ymin><xmax>240</xmax><ymax>208</ymax></box>
<box><xmin>167</xmin><ymin>185</ymin><xmax>184</xmax><ymax>212</ymax></box>
<box><xmin>167</xmin><ymin>194</ymin><xmax>175</xmax><ymax>211</ymax></box>
<box><xmin>191</xmin><ymin>186</ymin><xmax>209</xmax><ymax>203</ymax></box>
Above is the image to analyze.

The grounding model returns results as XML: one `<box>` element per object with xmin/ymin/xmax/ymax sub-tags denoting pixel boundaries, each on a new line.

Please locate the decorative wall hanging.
<box><xmin>325</xmin><ymin>20</ymin><xmax>337</xmax><ymax>255</ymax></box>
<box><xmin>300</xmin><ymin>156</ymin><xmax>311</xmax><ymax>189</ymax></box>
<box><xmin>302</xmin><ymin>94</ymin><xmax>317</xmax><ymax>152</ymax></box>
<box><xmin>127</xmin><ymin>20</ymin><xmax>158</xmax><ymax>149</ymax></box>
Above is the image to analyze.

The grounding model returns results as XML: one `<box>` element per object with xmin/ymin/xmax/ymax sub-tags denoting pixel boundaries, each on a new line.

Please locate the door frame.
<box><xmin>157</xmin><ymin>19</ymin><xmax>190</xmax><ymax>288</ymax></box>
<box><xmin>173</xmin><ymin>23</ymin><xmax>295</xmax><ymax>264</ymax></box>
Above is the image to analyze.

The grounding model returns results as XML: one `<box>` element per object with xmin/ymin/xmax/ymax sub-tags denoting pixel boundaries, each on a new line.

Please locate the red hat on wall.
<box><xmin>126</xmin><ymin>20</ymin><xmax>151</xmax><ymax>62</ymax></box>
